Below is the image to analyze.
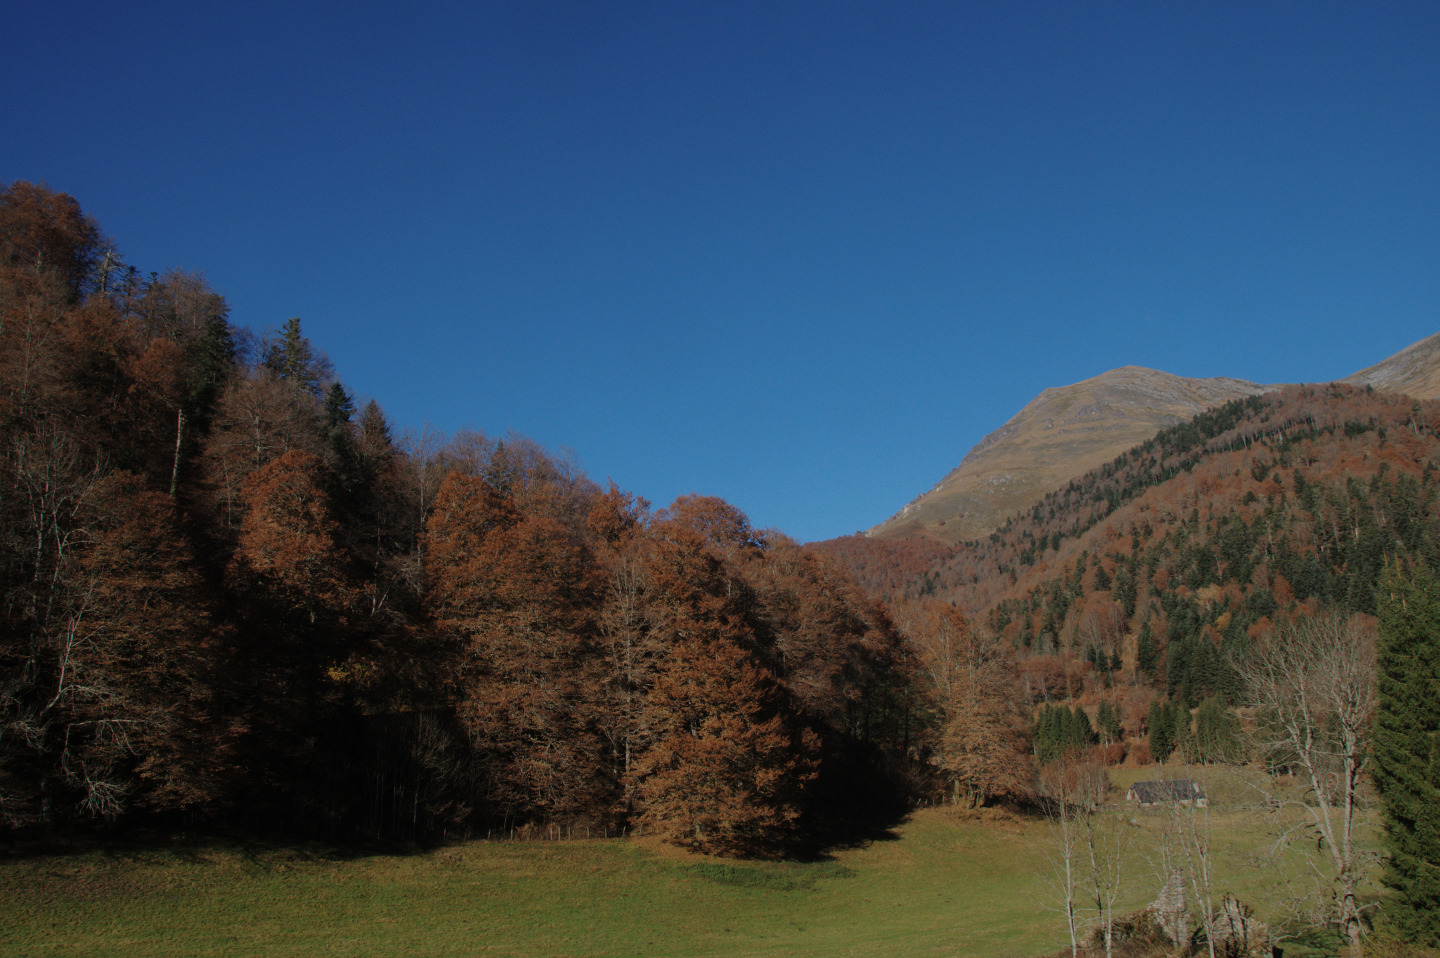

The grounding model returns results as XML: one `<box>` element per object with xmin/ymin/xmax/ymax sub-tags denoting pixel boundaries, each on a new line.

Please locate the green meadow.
<box><xmin>0</xmin><ymin>788</ymin><xmax>1381</xmax><ymax>958</ymax></box>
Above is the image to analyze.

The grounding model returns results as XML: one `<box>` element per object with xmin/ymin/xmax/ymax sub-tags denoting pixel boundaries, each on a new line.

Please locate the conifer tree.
<box><xmin>324</xmin><ymin>382</ymin><xmax>355</xmax><ymax>430</ymax></box>
<box><xmin>1034</xmin><ymin>705</ymin><xmax>1064</xmax><ymax>765</ymax></box>
<box><xmin>1175</xmin><ymin>706</ymin><xmax>1196</xmax><ymax>762</ymax></box>
<box><xmin>265</xmin><ymin>317</ymin><xmax>326</xmax><ymax>396</ymax></box>
<box><xmin>1068</xmin><ymin>706</ymin><xmax>1095</xmax><ymax>750</ymax></box>
<box><xmin>1136</xmin><ymin>618</ymin><xmax>1159</xmax><ymax>680</ymax></box>
<box><xmin>1374</xmin><ymin>562</ymin><xmax>1440</xmax><ymax>945</ymax></box>
<box><xmin>1111</xmin><ymin>564</ymin><xmax>1136</xmax><ymax>619</ymax></box>
<box><xmin>1035</xmin><ymin>704</ymin><xmax>1097</xmax><ymax>765</ymax></box>
<box><xmin>184</xmin><ymin>311</ymin><xmax>237</xmax><ymax>429</ymax></box>
<box><xmin>1148</xmin><ymin>699</ymin><xmax>1178</xmax><ymax>762</ymax></box>
<box><xmin>1096</xmin><ymin>699</ymin><xmax>1122</xmax><ymax>745</ymax></box>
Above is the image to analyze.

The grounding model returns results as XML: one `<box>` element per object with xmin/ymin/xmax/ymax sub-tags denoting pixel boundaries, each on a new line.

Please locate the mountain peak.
<box><xmin>868</xmin><ymin>367</ymin><xmax>1268</xmax><ymax>544</ymax></box>
<box><xmin>869</xmin><ymin>333</ymin><xmax>1440</xmax><ymax>545</ymax></box>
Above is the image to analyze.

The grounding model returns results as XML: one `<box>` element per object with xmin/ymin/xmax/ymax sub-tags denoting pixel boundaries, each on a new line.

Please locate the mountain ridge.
<box><xmin>867</xmin><ymin>333</ymin><xmax>1440</xmax><ymax>545</ymax></box>
<box><xmin>1342</xmin><ymin>331</ymin><xmax>1440</xmax><ymax>397</ymax></box>
<box><xmin>869</xmin><ymin>366</ymin><xmax>1273</xmax><ymax>543</ymax></box>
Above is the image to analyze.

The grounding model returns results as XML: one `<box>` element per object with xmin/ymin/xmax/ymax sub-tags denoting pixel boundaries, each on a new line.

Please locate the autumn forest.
<box><xmin>0</xmin><ymin>182</ymin><xmax>927</xmax><ymax>856</ymax></box>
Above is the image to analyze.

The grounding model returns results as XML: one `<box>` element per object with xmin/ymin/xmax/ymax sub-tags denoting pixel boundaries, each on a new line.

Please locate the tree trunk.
<box><xmin>169</xmin><ymin>408</ymin><xmax>185</xmax><ymax>497</ymax></box>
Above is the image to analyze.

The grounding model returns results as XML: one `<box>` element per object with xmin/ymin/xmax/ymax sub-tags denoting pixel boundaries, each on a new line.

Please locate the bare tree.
<box><xmin>1039</xmin><ymin>754</ymin><xmax>1119</xmax><ymax>957</ymax></box>
<box><xmin>201</xmin><ymin>373</ymin><xmax>324</xmax><ymax>533</ymax></box>
<box><xmin>1079</xmin><ymin>765</ymin><xmax>1130</xmax><ymax>958</ymax></box>
<box><xmin>1167</xmin><ymin>771</ymin><xmax>1220</xmax><ymax>958</ymax></box>
<box><xmin>1236</xmin><ymin>613</ymin><xmax>1375</xmax><ymax>951</ymax></box>
<box><xmin>1039</xmin><ymin>756</ymin><xmax>1086</xmax><ymax>958</ymax></box>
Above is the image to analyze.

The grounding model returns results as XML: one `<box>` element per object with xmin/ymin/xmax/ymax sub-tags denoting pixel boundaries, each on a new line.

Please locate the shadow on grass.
<box><xmin>783</xmin><ymin>799</ymin><xmax>908</xmax><ymax>863</ymax></box>
<box><xmin>0</xmin><ymin>816</ymin><xmax>432</xmax><ymax>868</ymax></box>
<box><xmin>1</xmin><ymin>812</ymin><xmax>906</xmax><ymax>871</ymax></box>
<box><xmin>3</xmin><ymin>750</ymin><xmax>918</xmax><ymax>868</ymax></box>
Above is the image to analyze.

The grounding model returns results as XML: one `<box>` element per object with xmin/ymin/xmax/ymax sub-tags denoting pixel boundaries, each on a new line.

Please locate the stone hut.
<box><xmin>1127</xmin><ymin>779</ymin><xmax>1207</xmax><ymax>808</ymax></box>
<box><xmin>1153</xmin><ymin>870</ymin><xmax>1188</xmax><ymax>946</ymax></box>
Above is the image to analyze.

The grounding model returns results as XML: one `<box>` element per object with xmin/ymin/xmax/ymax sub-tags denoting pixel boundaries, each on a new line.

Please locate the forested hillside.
<box><xmin>870</xmin><ymin>384</ymin><xmax>1440</xmax><ymax>721</ymax></box>
<box><xmin>0</xmin><ymin>182</ymin><xmax>919</xmax><ymax>854</ymax></box>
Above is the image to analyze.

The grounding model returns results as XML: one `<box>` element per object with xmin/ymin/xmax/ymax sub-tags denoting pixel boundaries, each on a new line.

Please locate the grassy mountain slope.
<box><xmin>867</xmin><ymin>333</ymin><xmax>1440</xmax><ymax>548</ymax></box>
<box><xmin>1343</xmin><ymin>331</ymin><xmax>1440</xmax><ymax>399</ymax></box>
<box><xmin>867</xmin><ymin>367</ymin><xmax>1270</xmax><ymax>544</ymax></box>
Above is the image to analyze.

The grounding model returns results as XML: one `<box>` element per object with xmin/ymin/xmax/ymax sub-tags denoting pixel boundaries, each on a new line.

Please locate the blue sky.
<box><xmin>6</xmin><ymin>2</ymin><xmax>1439</xmax><ymax>542</ymax></box>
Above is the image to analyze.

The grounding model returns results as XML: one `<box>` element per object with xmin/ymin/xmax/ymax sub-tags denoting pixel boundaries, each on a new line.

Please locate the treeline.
<box><xmin>0</xmin><ymin>182</ymin><xmax>921</xmax><ymax>855</ymax></box>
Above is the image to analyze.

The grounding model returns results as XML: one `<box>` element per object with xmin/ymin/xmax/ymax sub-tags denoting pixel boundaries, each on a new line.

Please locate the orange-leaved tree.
<box><xmin>629</xmin><ymin>499</ymin><xmax>816</xmax><ymax>855</ymax></box>
<box><xmin>234</xmin><ymin>449</ymin><xmax>356</xmax><ymax>627</ymax></box>
<box><xmin>67</xmin><ymin>473</ymin><xmax>233</xmax><ymax>813</ymax></box>
<box><xmin>5</xmin><ymin>470</ymin><xmax>229</xmax><ymax>821</ymax></box>
<box><xmin>898</xmin><ymin>598</ymin><xmax>1032</xmax><ymax>807</ymax></box>
<box><xmin>423</xmin><ymin>470</ymin><xmax>607</xmax><ymax>826</ymax></box>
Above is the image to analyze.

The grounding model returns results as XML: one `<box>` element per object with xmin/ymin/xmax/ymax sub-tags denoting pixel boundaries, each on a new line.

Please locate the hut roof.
<box><xmin>1128</xmin><ymin>780</ymin><xmax>1205</xmax><ymax>804</ymax></box>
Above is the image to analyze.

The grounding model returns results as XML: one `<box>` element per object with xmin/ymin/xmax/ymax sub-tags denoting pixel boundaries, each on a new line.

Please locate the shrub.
<box><xmin>1092</xmin><ymin>907</ymin><xmax>1168</xmax><ymax>947</ymax></box>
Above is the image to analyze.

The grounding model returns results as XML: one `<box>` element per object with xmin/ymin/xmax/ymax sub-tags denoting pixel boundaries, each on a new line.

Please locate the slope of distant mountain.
<box><xmin>1342</xmin><ymin>332</ymin><xmax>1440</xmax><ymax>400</ymax></box>
<box><xmin>868</xmin><ymin>367</ymin><xmax>1271</xmax><ymax>544</ymax></box>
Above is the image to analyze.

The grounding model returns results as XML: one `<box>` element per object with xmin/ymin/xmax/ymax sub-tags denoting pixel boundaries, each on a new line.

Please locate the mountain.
<box><xmin>867</xmin><ymin>367</ymin><xmax>1271</xmax><ymax>544</ymax></box>
<box><xmin>1342</xmin><ymin>331</ymin><xmax>1440</xmax><ymax>399</ymax></box>
<box><xmin>867</xmin><ymin>333</ymin><xmax>1440</xmax><ymax>546</ymax></box>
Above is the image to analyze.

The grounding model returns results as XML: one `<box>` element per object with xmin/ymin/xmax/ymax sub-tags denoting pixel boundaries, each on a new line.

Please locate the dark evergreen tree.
<box><xmin>1166</xmin><ymin>637</ymin><xmax>1192</xmax><ymax>702</ymax></box>
<box><xmin>1175</xmin><ymin>706</ymin><xmax>1196</xmax><ymax>763</ymax></box>
<box><xmin>324</xmin><ymin>382</ymin><xmax>355</xmax><ymax>430</ymax></box>
<box><xmin>1136</xmin><ymin>618</ymin><xmax>1159</xmax><ymax>680</ymax></box>
<box><xmin>1034</xmin><ymin>704</ymin><xmax>1096</xmax><ymax>765</ymax></box>
<box><xmin>1096</xmin><ymin>698</ymin><xmax>1122</xmax><ymax>745</ymax></box>
<box><xmin>1111</xmin><ymin>564</ymin><xmax>1136</xmax><ymax>619</ymax></box>
<box><xmin>265</xmin><ymin>317</ymin><xmax>326</xmax><ymax>396</ymax></box>
<box><xmin>1034</xmin><ymin>705</ymin><xmax>1063</xmax><ymax>765</ymax></box>
<box><xmin>1067</xmin><ymin>706</ymin><xmax>1095</xmax><ymax>750</ymax></box>
<box><xmin>1374</xmin><ymin>561</ymin><xmax>1440</xmax><ymax>945</ymax></box>
<box><xmin>184</xmin><ymin>312</ymin><xmax>237</xmax><ymax>430</ymax></box>
<box><xmin>1148</xmin><ymin>699</ymin><xmax>1178</xmax><ymax>763</ymax></box>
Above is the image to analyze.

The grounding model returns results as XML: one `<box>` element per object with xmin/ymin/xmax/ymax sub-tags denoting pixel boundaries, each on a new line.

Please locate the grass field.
<box><xmin>0</xmin><ymin>775</ymin><xmax>1383</xmax><ymax>958</ymax></box>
